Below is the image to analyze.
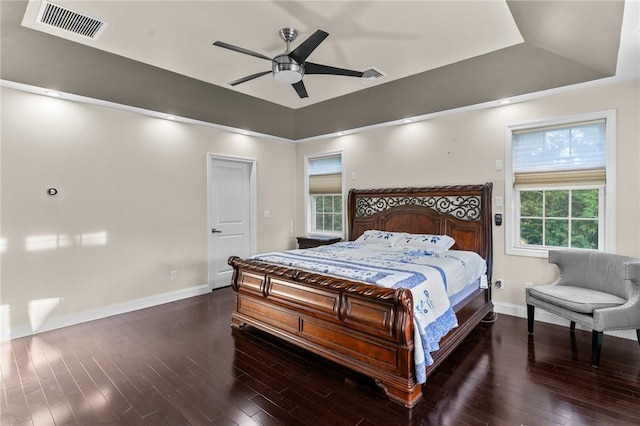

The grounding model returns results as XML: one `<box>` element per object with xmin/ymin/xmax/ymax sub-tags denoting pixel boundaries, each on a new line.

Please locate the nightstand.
<box><xmin>296</xmin><ymin>235</ymin><xmax>342</xmax><ymax>249</ymax></box>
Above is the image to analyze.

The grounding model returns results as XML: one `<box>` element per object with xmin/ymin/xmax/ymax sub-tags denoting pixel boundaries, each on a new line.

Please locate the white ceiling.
<box><xmin>22</xmin><ymin>0</ymin><xmax>529</xmax><ymax>109</ymax></box>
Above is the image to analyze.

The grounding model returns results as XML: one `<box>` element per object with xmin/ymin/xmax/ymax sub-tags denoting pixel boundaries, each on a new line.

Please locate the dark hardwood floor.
<box><xmin>2</xmin><ymin>287</ymin><xmax>640</xmax><ymax>425</ymax></box>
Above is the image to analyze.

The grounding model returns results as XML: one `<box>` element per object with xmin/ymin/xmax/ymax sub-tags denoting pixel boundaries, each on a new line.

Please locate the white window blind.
<box><xmin>309</xmin><ymin>155</ymin><xmax>342</xmax><ymax>194</ymax></box>
<box><xmin>513</xmin><ymin>120</ymin><xmax>606</xmax><ymax>186</ymax></box>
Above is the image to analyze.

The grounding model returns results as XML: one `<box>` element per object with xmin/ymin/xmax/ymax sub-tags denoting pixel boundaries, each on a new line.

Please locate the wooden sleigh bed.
<box><xmin>228</xmin><ymin>183</ymin><xmax>493</xmax><ymax>407</ymax></box>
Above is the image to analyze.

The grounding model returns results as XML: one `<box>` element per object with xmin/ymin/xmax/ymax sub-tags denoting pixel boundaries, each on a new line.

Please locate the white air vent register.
<box><xmin>33</xmin><ymin>1</ymin><xmax>108</xmax><ymax>40</ymax></box>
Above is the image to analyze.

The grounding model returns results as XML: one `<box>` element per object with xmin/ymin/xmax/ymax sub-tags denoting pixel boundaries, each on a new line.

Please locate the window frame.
<box><xmin>304</xmin><ymin>151</ymin><xmax>345</xmax><ymax>237</ymax></box>
<box><xmin>504</xmin><ymin>110</ymin><xmax>616</xmax><ymax>258</ymax></box>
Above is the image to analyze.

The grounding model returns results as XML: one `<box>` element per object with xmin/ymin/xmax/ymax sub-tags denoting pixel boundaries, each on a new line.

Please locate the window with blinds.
<box><xmin>306</xmin><ymin>154</ymin><xmax>343</xmax><ymax>235</ymax></box>
<box><xmin>505</xmin><ymin>111</ymin><xmax>615</xmax><ymax>257</ymax></box>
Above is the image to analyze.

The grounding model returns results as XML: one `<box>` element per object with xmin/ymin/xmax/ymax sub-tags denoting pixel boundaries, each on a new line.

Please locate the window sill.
<box><xmin>506</xmin><ymin>246</ymin><xmax>549</xmax><ymax>258</ymax></box>
<box><xmin>308</xmin><ymin>231</ymin><xmax>343</xmax><ymax>238</ymax></box>
<box><xmin>506</xmin><ymin>246</ymin><xmax>607</xmax><ymax>258</ymax></box>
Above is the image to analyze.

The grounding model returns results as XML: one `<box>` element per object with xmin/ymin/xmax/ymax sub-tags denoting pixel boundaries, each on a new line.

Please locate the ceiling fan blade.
<box><xmin>304</xmin><ymin>62</ymin><xmax>364</xmax><ymax>77</ymax></box>
<box><xmin>292</xmin><ymin>81</ymin><xmax>308</xmax><ymax>98</ymax></box>
<box><xmin>213</xmin><ymin>41</ymin><xmax>272</xmax><ymax>62</ymax></box>
<box><xmin>288</xmin><ymin>30</ymin><xmax>329</xmax><ymax>64</ymax></box>
<box><xmin>229</xmin><ymin>70</ymin><xmax>272</xmax><ymax>86</ymax></box>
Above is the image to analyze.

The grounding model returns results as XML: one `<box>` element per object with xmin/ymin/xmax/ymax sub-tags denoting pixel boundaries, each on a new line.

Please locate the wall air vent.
<box><xmin>358</xmin><ymin>67</ymin><xmax>386</xmax><ymax>84</ymax></box>
<box><xmin>36</xmin><ymin>1</ymin><xmax>108</xmax><ymax>39</ymax></box>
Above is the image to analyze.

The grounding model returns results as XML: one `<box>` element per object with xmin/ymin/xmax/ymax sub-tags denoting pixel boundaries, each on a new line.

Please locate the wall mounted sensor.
<box><xmin>495</xmin><ymin>213</ymin><xmax>502</xmax><ymax>226</ymax></box>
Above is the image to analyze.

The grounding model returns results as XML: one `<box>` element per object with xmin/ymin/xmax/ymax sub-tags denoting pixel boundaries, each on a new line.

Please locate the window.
<box><xmin>505</xmin><ymin>111</ymin><xmax>615</xmax><ymax>257</ymax></box>
<box><xmin>306</xmin><ymin>153</ymin><xmax>343</xmax><ymax>235</ymax></box>
<box><xmin>518</xmin><ymin>188</ymin><xmax>602</xmax><ymax>249</ymax></box>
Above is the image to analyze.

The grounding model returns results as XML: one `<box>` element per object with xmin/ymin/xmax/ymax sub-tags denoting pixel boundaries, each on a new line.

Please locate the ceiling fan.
<box><xmin>213</xmin><ymin>28</ymin><xmax>364</xmax><ymax>99</ymax></box>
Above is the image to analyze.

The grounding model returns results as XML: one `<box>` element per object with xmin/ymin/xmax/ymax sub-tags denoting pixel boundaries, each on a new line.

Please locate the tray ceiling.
<box><xmin>2</xmin><ymin>0</ymin><xmax>636</xmax><ymax>139</ymax></box>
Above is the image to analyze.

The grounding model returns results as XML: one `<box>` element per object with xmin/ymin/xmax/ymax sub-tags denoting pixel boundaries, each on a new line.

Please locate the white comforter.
<box><xmin>250</xmin><ymin>242</ymin><xmax>486</xmax><ymax>383</ymax></box>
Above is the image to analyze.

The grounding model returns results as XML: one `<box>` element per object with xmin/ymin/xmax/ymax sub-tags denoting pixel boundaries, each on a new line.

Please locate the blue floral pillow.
<box><xmin>395</xmin><ymin>233</ymin><xmax>456</xmax><ymax>250</ymax></box>
<box><xmin>354</xmin><ymin>230</ymin><xmax>404</xmax><ymax>246</ymax></box>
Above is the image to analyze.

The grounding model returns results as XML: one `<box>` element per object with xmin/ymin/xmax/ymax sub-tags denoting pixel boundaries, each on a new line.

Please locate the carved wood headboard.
<box><xmin>347</xmin><ymin>183</ymin><xmax>493</xmax><ymax>280</ymax></box>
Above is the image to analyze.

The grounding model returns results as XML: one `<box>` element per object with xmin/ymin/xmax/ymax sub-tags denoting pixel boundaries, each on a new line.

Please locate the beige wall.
<box><xmin>2</xmin><ymin>79</ymin><xmax>638</xmax><ymax>336</ymax></box>
<box><xmin>295</xmin><ymin>79</ymin><xmax>640</xmax><ymax>308</ymax></box>
<box><xmin>1</xmin><ymin>87</ymin><xmax>296</xmax><ymax>334</ymax></box>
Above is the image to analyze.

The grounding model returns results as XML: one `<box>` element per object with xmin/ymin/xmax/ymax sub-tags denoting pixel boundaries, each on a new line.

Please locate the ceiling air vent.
<box><xmin>358</xmin><ymin>67</ymin><xmax>386</xmax><ymax>84</ymax></box>
<box><xmin>36</xmin><ymin>1</ymin><xmax>107</xmax><ymax>39</ymax></box>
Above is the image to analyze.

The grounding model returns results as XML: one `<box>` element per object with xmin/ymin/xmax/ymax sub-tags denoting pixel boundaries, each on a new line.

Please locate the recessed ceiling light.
<box><xmin>242</xmin><ymin>131</ymin><xmax>250</xmax><ymax>135</ymax></box>
<box><xmin>45</xmin><ymin>91</ymin><xmax>61</xmax><ymax>97</ymax></box>
<box><xmin>336</xmin><ymin>132</ymin><xmax>344</xmax><ymax>136</ymax></box>
<box><xmin>403</xmin><ymin>119</ymin><xmax>412</xmax><ymax>124</ymax></box>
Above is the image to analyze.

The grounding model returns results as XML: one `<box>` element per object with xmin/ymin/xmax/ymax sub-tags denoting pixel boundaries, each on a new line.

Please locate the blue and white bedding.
<box><xmin>250</xmin><ymin>241</ymin><xmax>487</xmax><ymax>383</ymax></box>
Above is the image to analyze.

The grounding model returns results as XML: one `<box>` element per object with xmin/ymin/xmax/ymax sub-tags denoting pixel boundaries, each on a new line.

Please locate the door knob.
<box><xmin>211</xmin><ymin>228</ymin><xmax>222</xmax><ymax>233</ymax></box>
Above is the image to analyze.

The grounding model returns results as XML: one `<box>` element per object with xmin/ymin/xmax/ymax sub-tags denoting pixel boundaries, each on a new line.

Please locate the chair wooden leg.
<box><xmin>527</xmin><ymin>304</ymin><xmax>535</xmax><ymax>333</ymax></box>
<box><xmin>591</xmin><ymin>330</ymin><xmax>603</xmax><ymax>367</ymax></box>
<box><xmin>570</xmin><ymin>321</ymin><xmax>576</xmax><ymax>331</ymax></box>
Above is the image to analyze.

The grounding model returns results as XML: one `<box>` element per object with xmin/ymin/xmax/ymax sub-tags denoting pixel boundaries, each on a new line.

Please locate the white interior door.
<box><xmin>208</xmin><ymin>156</ymin><xmax>254</xmax><ymax>290</ymax></box>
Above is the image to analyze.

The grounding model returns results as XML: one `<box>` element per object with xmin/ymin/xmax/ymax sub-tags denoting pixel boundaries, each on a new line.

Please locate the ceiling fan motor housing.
<box><xmin>272</xmin><ymin>54</ymin><xmax>304</xmax><ymax>84</ymax></box>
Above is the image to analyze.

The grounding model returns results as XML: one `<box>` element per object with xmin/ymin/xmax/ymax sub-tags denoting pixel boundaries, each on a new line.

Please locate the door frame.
<box><xmin>206</xmin><ymin>153</ymin><xmax>257</xmax><ymax>290</ymax></box>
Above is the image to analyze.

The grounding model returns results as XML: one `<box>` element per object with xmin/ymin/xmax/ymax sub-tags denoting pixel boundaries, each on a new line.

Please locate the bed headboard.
<box><xmin>348</xmin><ymin>183</ymin><xmax>493</xmax><ymax>280</ymax></box>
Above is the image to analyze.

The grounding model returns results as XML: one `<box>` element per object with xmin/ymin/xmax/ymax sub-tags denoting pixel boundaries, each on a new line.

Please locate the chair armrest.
<box><xmin>594</xmin><ymin>261</ymin><xmax>640</xmax><ymax>330</ymax></box>
<box><xmin>624</xmin><ymin>261</ymin><xmax>640</xmax><ymax>282</ymax></box>
<box><xmin>594</xmin><ymin>292</ymin><xmax>640</xmax><ymax>330</ymax></box>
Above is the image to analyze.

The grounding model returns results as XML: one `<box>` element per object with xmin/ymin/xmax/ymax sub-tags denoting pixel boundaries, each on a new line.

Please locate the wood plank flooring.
<box><xmin>2</xmin><ymin>287</ymin><xmax>639</xmax><ymax>425</ymax></box>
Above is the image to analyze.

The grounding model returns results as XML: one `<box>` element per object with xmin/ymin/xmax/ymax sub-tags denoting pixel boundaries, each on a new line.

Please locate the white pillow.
<box><xmin>395</xmin><ymin>233</ymin><xmax>456</xmax><ymax>250</ymax></box>
<box><xmin>354</xmin><ymin>230</ymin><xmax>404</xmax><ymax>246</ymax></box>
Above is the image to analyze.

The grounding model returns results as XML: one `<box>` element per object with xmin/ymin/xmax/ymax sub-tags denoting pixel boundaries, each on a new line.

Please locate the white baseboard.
<box><xmin>3</xmin><ymin>284</ymin><xmax>211</xmax><ymax>341</ymax></box>
<box><xmin>493</xmin><ymin>301</ymin><xmax>638</xmax><ymax>341</ymax></box>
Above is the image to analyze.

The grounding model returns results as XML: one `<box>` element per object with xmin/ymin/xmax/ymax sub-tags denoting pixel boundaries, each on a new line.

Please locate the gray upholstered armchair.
<box><xmin>526</xmin><ymin>249</ymin><xmax>640</xmax><ymax>366</ymax></box>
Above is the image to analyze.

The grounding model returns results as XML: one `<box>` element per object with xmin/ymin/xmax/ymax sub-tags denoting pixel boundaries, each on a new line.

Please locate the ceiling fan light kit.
<box><xmin>213</xmin><ymin>27</ymin><xmax>364</xmax><ymax>99</ymax></box>
<box><xmin>272</xmin><ymin>55</ymin><xmax>304</xmax><ymax>84</ymax></box>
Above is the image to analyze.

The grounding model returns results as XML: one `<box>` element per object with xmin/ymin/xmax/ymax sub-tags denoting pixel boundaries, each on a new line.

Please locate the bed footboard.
<box><xmin>228</xmin><ymin>256</ymin><xmax>423</xmax><ymax>407</ymax></box>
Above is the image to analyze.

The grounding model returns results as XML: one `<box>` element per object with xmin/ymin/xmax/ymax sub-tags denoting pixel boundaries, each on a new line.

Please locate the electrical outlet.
<box><xmin>495</xmin><ymin>278</ymin><xmax>504</xmax><ymax>290</ymax></box>
<box><xmin>170</xmin><ymin>271</ymin><xmax>177</xmax><ymax>281</ymax></box>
